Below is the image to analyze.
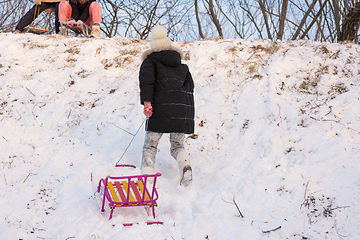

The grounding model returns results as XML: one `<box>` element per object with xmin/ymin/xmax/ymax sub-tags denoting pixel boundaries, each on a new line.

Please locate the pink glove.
<box><xmin>76</xmin><ymin>20</ymin><xmax>83</xmax><ymax>28</ymax></box>
<box><xmin>67</xmin><ymin>19</ymin><xmax>76</xmax><ymax>27</ymax></box>
<box><xmin>143</xmin><ymin>102</ymin><xmax>153</xmax><ymax>117</ymax></box>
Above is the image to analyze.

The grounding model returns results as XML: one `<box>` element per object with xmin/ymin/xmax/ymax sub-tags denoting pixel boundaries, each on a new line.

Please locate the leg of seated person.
<box><xmin>85</xmin><ymin>1</ymin><xmax>101</xmax><ymax>27</ymax></box>
<box><xmin>16</xmin><ymin>3</ymin><xmax>49</xmax><ymax>31</ymax></box>
<box><xmin>52</xmin><ymin>2</ymin><xmax>61</xmax><ymax>33</ymax></box>
<box><xmin>58</xmin><ymin>1</ymin><xmax>72</xmax><ymax>23</ymax></box>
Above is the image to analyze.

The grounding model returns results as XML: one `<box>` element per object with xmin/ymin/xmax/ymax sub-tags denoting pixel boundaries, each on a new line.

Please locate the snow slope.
<box><xmin>0</xmin><ymin>33</ymin><xmax>360</xmax><ymax>240</ymax></box>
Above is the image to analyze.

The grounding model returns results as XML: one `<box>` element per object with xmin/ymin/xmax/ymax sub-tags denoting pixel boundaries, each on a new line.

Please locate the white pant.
<box><xmin>142</xmin><ymin>131</ymin><xmax>185</xmax><ymax>168</ymax></box>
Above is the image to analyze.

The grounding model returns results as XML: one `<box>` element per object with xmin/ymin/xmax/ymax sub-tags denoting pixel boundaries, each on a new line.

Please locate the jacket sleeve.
<box><xmin>139</xmin><ymin>58</ymin><xmax>156</xmax><ymax>105</ymax></box>
<box><xmin>185</xmin><ymin>66</ymin><xmax>194</xmax><ymax>93</ymax></box>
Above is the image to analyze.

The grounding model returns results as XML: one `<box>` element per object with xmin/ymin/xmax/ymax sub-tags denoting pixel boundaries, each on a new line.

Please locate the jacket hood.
<box><xmin>141</xmin><ymin>45</ymin><xmax>184</xmax><ymax>67</ymax></box>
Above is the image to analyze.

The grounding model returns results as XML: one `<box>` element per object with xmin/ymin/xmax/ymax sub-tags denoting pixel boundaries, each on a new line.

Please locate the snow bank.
<box><xmin>1</xmin><ymin>33</ymin><xmax>360</xmax><ymax>239</ymax></box>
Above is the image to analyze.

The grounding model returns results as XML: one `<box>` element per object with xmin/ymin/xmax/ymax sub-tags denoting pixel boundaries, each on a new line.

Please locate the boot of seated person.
<box><xmin>91</xmin><ymin>24</ymin><xmax>100</xmax><ymax>38</ymax></box>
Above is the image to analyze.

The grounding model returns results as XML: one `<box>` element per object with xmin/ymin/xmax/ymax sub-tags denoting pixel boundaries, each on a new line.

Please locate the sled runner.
<box><xmin>96</xmin><ymin>165</ymin><xmax>162</xmax><ymax>223</ymax></box>
<box><xmin>24</xmin><ymin>6</ymin><xmax>53</xmax><ymax>35</ymax></box>
<box><xmin>24</xmin><ymin>26</ymin><xmax>49</xmax><ymax>34</ymax></box>
<box><xmin>60</xmin><ymin>21</ymin><xmax>92</xmax><ymax>38</ymax></box>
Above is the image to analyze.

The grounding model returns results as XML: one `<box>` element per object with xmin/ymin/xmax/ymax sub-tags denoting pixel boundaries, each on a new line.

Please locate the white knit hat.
<box><xmin>150</xmin><ymin>26</ymin><xmax>172</xmax><ymax>50</ymax></box>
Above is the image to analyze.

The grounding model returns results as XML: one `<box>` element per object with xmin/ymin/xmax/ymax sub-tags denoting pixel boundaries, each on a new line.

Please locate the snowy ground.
<box><xmin>0</xmin><ymin>33</ymin><xmax>360</xmax><ymax>240</ymax></box>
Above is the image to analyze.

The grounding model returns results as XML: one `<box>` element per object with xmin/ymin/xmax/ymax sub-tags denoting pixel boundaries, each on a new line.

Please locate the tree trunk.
<box><xmin>277</xmin><ymin>0</ymin><xmax>289</xmax><ymax>40</ymax></box>
<box><xmin>292</xmin><ymin>0</ymin><xmax>318</xmax><ymax>40</ymax></box>
<box><xmin>338</xmin><ymin>1</ymin><xmax>360</xmax><ymax>42</ymax></box>
<box><xmin>195</xmin><ymin>0</ymin><xmax>205</xmax><ymax>39</ymax></box>
<box><xmin>299</xmin><ymin>0</ymin><xmax>329</xmax><ymax>39</ymax></box>
<box><xmin>258</xmin><ymin>0</ymin><xmax>272</xmax><ymax>39</ymax></box>
<box><xmin>206</xmin><ymin>0</ymin><xmax>223</xmax><ymax>38</ymax></box>
<box><xmin>331</xmin><ymin>0</ymin><xmax>341</xmax><ymax>39</ymax></box>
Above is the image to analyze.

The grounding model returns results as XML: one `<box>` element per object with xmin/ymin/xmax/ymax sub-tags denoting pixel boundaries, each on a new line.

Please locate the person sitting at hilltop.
<box><xmin>58</xmin><ymin>0</ymin><xmax>101</xmax><ymax>38</ymax></box>
<box><xmin>15</xmin><ymin>0</ymin><xmax>62</xmax><ymax>34</ymax></box>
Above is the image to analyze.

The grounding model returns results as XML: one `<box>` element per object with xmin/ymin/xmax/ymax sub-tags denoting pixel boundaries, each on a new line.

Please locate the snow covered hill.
<box><xmin>0</xmin><ymin>33</ymin><xmax>359</xmax><ymax>240</ymax></box>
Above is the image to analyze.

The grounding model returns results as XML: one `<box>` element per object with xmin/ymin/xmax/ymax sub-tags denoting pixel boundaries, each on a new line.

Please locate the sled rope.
<box><xmin>31</xmin><ymin>5</ymin><xmax>48</xmax><ymax>31</ymax></box>
<box><xmin>32</xmin><ymin>5</ymin><xmax>39</xmax><ymax>28</ymax></box>
<box><xmin>114</xmin><ymin>115</ymin><xmax>148</xmax><ymax>168</ymax></box>
<box><xmin>140</xmin><ymin>114</ymin><xmax>150</xmax><ymax>170</ymax></box>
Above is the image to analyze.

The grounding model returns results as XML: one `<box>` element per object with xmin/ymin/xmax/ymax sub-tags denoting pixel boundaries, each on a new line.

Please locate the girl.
<box><xmin>139</xmin><ymin>26</ymin><xmax>195</xmax><ymax>186</ymax></box>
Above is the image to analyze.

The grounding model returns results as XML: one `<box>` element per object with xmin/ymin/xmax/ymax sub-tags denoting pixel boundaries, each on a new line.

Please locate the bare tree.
<box><xmin>258</xmin><ymin>0</ymin><xmax>272</xmax><ymax>39</ymax></box>
<box><xmin>0</xmin><ymin>0</ymin><xmax>29</xmax><ymax>32</ymax></box>
<box><xmin>1</xmin><ymin>0</ymin><xmax>360</xmax><ymax>43</ymax></box>
<box><xmin>338</xmin><ymin>1</ymin><xmax>360</xmax><ymax>42</ymax></box>
<box><xmin>291</xmin><ymin>0</ymin><xmax>318</xmax><ymax>40</ymax></box>
<box><xmin>277</xmin><ymin>0</ymin><xmax>288</xmax><ymax>40</ymax></box>
<box><xmin>332</xmin><ymin>0</ymin><xmax>341</xmax><ymax>37</ymax></box>
<box><xmin>203</xmin><ymin>0</ymin><xmax>223</xmax><ymax>38</ymax></box>
<box><xmin>99</xmin><ymin>0</ymin><xmax>188</xmax><ymax>40</ymax></box>
<box><xmin>195</xmin><ymin>0</ymin><xmax>205</xmax><ymax>39</ymax></box>
<box><xmin>99</xmin><ymin>0</ymin><xmax>124</xmax><ymax>38</ymax></box>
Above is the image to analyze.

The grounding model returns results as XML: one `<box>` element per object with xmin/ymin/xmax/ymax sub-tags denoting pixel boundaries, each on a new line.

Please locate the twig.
<box><xmin>266</xmin><ymin>104</ymin><xmax>281</xmax><ymax>124</ymax></box>
<box><xmin>300</xmin><ymin>181</ymin><xmax>310</xmax><ymax>209</ymax></box>
<box><xmin>330</xmin><ymin>206</ymin><xmax>350</xmax><ymax>211</ymax></box>
<box><xmin>325</xmin><ymin>105</ymin><xmax>333</xmax><ymax>116</ymax></box>
<box><xmin>16</xmin><ymin>110</ymin><xmax>22</xmax><ymax>120</ymax></box>
<box><xmin>3</xmin><ymin>174</ymin><xmax>7</xmax><ymax>185</ymax></box>
<box><xmin>274</xmin><ymin>103</ymin><xmax>281</xmax><ymax>122</ymax></box>
<box><xmin>335</xmin><ymin>220</ymin><xmax>351</xmax><ymax>239</ymax></box>
<box><xmin>310</xmin><ymin>116</ymin><xmax>360</xmax><ymax>134</ymax></box>
<box><xmin>32</xmin><ymin>105</ymin><xmax>38</xmax><ymax>120</ymax></box>
<box><xmin>26</xmin><ymin>87</ymin><xmax>36</xmax><ymax>96</ymax></box>
<box><xmin>262</xmin><ymin>226</ymin><xmax>281</xmax><ymax>233</ymax></box>
<box><xmin>322</xmin><ymin>119</ymin><xmax>341</xmax><ymax>123</ymax></box>
<box><xmin>23</xmin><ymin>173</ymin><xmax>36</xmax><ymax>183</ymax></box>
<box><xmin>246</xmin><ymin>52</ymin><xmax>256</xmax><ymax>62</ymax></box>
<box><xmin>107</xmin><ymin>122</ymin><xmax>135</xmax><ymax>136</ymax></box>
<box><xmin>222</xmin><ymin>195</ymin><xmax>244</xmax><ymax>218</ymax></box>
<box><xmin>304</xmin><ymin>181</ymin><xmax>309</xmax><ymax>199</ymax></box>
<box><xmin>232</xmin><ymin>195</ymin><xmax>244</xmax><ymax>218</ymax></box>
<box><xmin>310</xmin><ymin>116</ymin><xmax>320</xmax><ymax>121</ymax></box>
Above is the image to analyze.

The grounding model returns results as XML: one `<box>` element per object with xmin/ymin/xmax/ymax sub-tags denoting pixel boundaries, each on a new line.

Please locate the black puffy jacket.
<box><xmin>139</xmin><ymin>49</ymin><xmax>195</xmax><ymax>134</ymax></box>
<box><xmin>69</xmin><ymin>0</ymin><xmax>96</xmax><ymax>22</ymax></box>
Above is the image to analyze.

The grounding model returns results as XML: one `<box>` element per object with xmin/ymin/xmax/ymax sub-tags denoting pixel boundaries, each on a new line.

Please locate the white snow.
<box><xmin>0</xmin><ymin>33</ymin><xmax>360</xmax><ymax>240</ymax></box>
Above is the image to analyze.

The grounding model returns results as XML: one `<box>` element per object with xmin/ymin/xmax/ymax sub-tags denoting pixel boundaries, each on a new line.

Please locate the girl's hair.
<box><xmin>70</xmin><ymin>0</ymin><xmax>90</xmax><ymax>4</ymax></box>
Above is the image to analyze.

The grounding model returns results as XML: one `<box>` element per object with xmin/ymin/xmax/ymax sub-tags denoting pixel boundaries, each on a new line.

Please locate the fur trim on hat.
<box><xmin>151</xmin><ymin>25</ymin><xmax>167</xmax><ymax>40</ymax></box>
<box><xmin>150</xmin><ymin>37</ymin><xmax>172</xmax><ymax>51</ymax></box>
<box><xmin>141</xmin><ymin>45</ymin><xmax>184</xmax><ymax>61</ymax></box>
<box><xmin>150</xmin><ymin>26</ymin><xmax>172</xmax><ymax>51</ymax></box>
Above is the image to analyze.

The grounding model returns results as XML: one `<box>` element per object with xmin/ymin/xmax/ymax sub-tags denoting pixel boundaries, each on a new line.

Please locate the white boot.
<box><xmin>177</xmin><ymin>151</ymin><xmax>192</xmax><ymax>186</ymax></box>
<box><xmin>141</xmin><ymin>166</ymin><xmax>155</xmax><ymax>183</ymax></box>
<box><xmin>91</xmin><ymin>24</ymin><xmax>100</xmax><ymax>38</ymax></box>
